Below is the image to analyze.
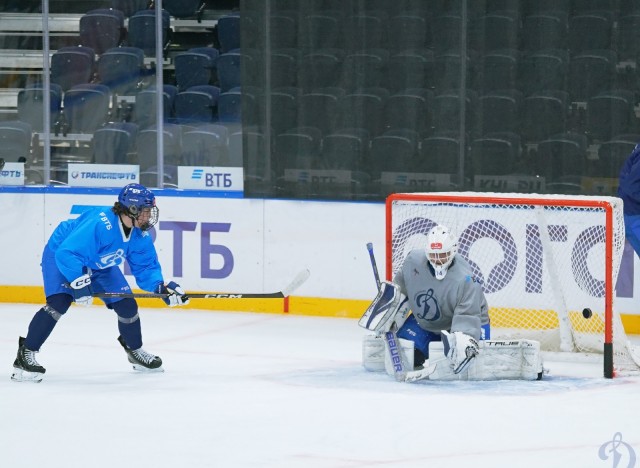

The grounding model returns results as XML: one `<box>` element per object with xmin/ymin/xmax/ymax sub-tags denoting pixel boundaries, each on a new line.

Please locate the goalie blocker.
<box><xmin>363</xmin><ymin>335</ymin><xmax>543</xmax><ymax>381</ymax></box>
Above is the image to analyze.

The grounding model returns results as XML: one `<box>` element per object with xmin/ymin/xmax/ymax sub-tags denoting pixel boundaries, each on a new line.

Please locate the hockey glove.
<box><xmin>158</xmin><ymin>281</ymin><xmax>190</xmax><ymax>307</ymax></box>
<box><xmin>441</xmin><ymin>330</ymin><xmax>479</xmax><ymax>374</ymax></box>
<box><xmin>69</xmin><ymin>273</ymin><xmax>93</xmax><ymax>307</ymax></box>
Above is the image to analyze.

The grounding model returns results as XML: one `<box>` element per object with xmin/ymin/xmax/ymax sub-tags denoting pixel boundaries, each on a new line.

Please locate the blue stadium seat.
<box><xmin>469</xmin><ymin>11</ymin><xmax>519</xmax><ymax>51</ymax></box>
<box><xmin>298</xmin><ymin>49</ymin><xmax>344</xmax><ymax>92</ymax></box>
<box><xmin>477</xmin><ymin>89</ymin><xmax>523</xmax><ymax>134</ymax></box>
<box><xmin>217</xmin><ymin>13</ymin><xmax>241</xmax><ymax>53</ymax></box>
<box><xmin>274</xmin><ymin>126</ymin><xmax>322</xmax><ymax>176</ymax></box>
<box><xmin>535</xmin><ymin>132</ymin><xmax>588</xmax><ymax>185</ymax></box>
<box><xmin>181</xmin><ymin>124</ymin><xmax>230</xmax><ymax>166</ymax></box>
<box><xmin>343</xmin><ymin>13</ymin><xmax>388</xmax><ymax>51</ymax></box>
<box><xmin>51</xmin><ymin>46</ymin><xmax>95</xmax><ymax>92</ymax></box>
<box><xmin>136</xmin><ymin>123</ymin><xmax>182</xmax><ymax>171</ymax></box>
<box><xmin>519</xmin><ymin>49</ymin><xmax>568</xmax><ymax>95</ymax></box>
<box><xmin>216</xmin><ymin>51</ymin><xmax>241</xmax><ymax>92</ymax></box>
<box><xmin>217</xmin><ymin>87</ymin><xmax>243</xmax><ymax>123</ymax></box>
<box><xmin>97</xmin><ymin>46</ymin><xmax>145</xmax><ymax>95</ymax></box>
<box><xmin>470</xmin><ymin>132</ymin><xmax>522</xmax><ymax>176</ymax></box>
<box><xmin>432</xmin><ymin>89</ymin><xmax>478</xmax><ymax>135</ymax></box>
<box><xmin>92</xmin><ymin>122</ymin><xmax>138</xmax><ymax>164</ymax></box>
<box><xmin>174</xmin><ymin>85</ymin><xmax>221</xmax><ymax>124</ymax></box>
<box><xmin>521</xmin><ymin>90</ymin><xmax>569</xmax><ymax>142</ymax></box>
<box><xmin>387</xmin><ymin>14</ymin><xmax>430</xmax><ymax>51</ymax></box>
<box><xmin>593</xmin><ymin>133</ymin><xmax>640</xmax><ymax>178</ymax></box>
<box><xmin>299</xmin><ymin>89</ymin><xmax>341</xmax><ymax>135</ymax></box>
<box><xmin>473</xmin><ymin>49</ymin><xmax>519</xmax><ymax>92</ymax></box>
<box><xmin>337</xmin><ymin>90</ymin><xmax>387</xmax><ymax>137</ymax></box>
<box><xmin>62</xmin><ymin>84</ymin><xmax>111</xmax><ymax>133</ymax></box>
<box><xmin>111</xmin><ymin>0</ymin><xmax>148</xmax><ymax>17</ymax></box>
<box><xmin>418</xmin><ymin>134</ymin><xmax>464</xmax><ymax>175</ymax></box>
<box><xmin>387</xmin><ymin>50</ymin><xmax>434</xmax><ymax>93</ymax></box>
<box><xmin>521</xmin><ymin>12</ymin><xmax>568</xmax><ymax>51</ymax></box>
<box><xmin>340</xmin><ymin>50</ymin><xmax>389</xmax><ymax>92</ymax></box>
<box><xmin>134</xmin><ymin>85</ymin><xmax>178</xmax><ymax>129</ymax></box>
<box><xmin>173</xmin><ymin>47</ymin><xmax>219</xmax><ymax>92</ymax></box>
<box><xmin>299</xmin><ymin>13</ymin><xmax>341</xmax><ymax>50</ymax></box>
<box><xmin>568</xmin><ymin>49</ymin><xmax>617</xmax><ymax>102</ymax></box>
<box><xmin>0</xmin><ymin>121</ymin><xmax>32</xmax><ymax>162</ymax></box>
<box><xmin>383</xmin><ymin>90</ymin><xmax>432</xmax><ymax>137</ymax></box>
<box><xmin>164</xmin><ymin>0</ymin><xmax>204</xmax><ymax>19</ymax></box>
<box><xmin>17</xmin><ymin>84</ymin><xmax>63</xmax><ymax>132</ymax></box>
<box><xmin>127</xmin><ymin>9</ymin><xmax>171</xmax><ymax>56</ymax></box>
<box><xmin>568</xmin><ymin>12</ymin><xmax>613</xmax><ymax>54</ymax></box>
<box><xmin>370</xmin><ymin>130</ymin><xmax>419</xmax><ymax>177</ymax></box>
<box><xmin>587</xmin><ymin>90</ymin><xmax>638</xmax><ymax>142</ymax></box>
<box><xmin>79</xmin><ymin>8</ymin><xmax>125</xmax><ymax>55</ymax></box>
<box><xmin>321</xmin><ymin>128</ymin><xmax>370</xmax><ymax>173</ymax></box>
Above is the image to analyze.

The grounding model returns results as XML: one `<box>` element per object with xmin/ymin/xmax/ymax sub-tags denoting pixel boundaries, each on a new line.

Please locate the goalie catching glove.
<box><xmin>441</xmin><ymin>330</ymin><xmax>479</xmax><ymax>374</ymax></box>
<box><xmin>157</xmin><ymin>281</ymin><xmax>190</xmax><ymax>307</ymax></box>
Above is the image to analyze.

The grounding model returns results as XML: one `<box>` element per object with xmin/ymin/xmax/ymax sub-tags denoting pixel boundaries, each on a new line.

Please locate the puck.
<box><xmin>582</xmin><ymin>308</ymin><xmax>593</xmax><ymax>319</ymax></box>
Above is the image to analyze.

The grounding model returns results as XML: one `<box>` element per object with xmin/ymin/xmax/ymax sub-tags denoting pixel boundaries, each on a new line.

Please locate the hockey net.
<box><xmin>386</xmin><ymin>192</ymin><xmax>640</xmax><ymax>377</ymax></box>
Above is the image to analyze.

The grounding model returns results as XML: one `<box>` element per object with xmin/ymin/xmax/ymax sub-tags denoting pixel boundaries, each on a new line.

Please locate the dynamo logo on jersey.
<box><xmin>191</xmin><ymin>169</ymin><xmax>204</xmax><ymax>180</ymax></box>
<box><xmin>96</xmin><ymin>249</ymin><xmax>125</xmax><ymax>269</ymax></box>
<box><xmin>415</xmin><ymin>289</ymin><xmax>441</xmax><ymax>321</ymax></box>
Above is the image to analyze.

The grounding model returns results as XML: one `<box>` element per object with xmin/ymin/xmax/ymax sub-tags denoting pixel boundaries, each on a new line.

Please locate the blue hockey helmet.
<box><xmin>117</xmin><ymin>183</ymin><xmax>159</xmax><ymax>231</ymax></box>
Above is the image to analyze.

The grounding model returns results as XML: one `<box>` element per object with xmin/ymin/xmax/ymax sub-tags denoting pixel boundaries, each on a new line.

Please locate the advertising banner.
<box><xmin>67</xmin><ymin>164</ymin><xmax>139</xmax><ymax>187</ymax></box>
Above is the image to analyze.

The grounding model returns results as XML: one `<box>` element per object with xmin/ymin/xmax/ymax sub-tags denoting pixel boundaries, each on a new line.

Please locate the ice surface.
<box><xmin>1</xmin><ymin>303</ymin><xmax>639</xmax><ymax>468</ymax></box>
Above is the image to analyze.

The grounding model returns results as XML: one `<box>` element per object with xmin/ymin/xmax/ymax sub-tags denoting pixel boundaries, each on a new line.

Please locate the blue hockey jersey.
<box><xmin>618</xmin><ymin>143</ymin><xmax>640</xmax><ymax>216</ymax></box>
<box><xmin>46</xmin><ymin>207</ymin><xmax>164</xmax><ymax>292</ymax></box>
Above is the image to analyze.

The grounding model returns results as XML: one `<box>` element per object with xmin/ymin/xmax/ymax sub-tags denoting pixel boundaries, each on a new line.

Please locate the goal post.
<box><xmin>385</xmin><ymin>192</ymin><xmax>640</xmax><ymax>378</ymax></box>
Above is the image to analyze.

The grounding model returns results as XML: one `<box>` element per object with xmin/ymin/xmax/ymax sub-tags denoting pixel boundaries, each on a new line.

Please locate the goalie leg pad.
<box><xmin>384</xmin><ymin>338</ymin><xmax>414</xmax><ymax>377</ymax></box>
<box><xmin>358</xmin><ymin>281</ymin><xmax>408</xmax><ymax>333</ymax></box>
<box><xmin>362</xmin><ymin>334</ymin><xmax>385</xmax><ymax>372</ymax></box>
<box><xmin>427</xmin><ymin>340</ymin><xmax>543</xmax><ymax>381</ymax></box>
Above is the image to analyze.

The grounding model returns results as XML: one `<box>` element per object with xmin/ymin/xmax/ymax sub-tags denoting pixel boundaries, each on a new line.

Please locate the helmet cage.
<box><xmin>117</xmin><ymin>183</ymin><xmax>159</xmax><ymax>231</ymax></box>
<box><xmin>425</xmin><ymin>225</ymin><xmax>458</xmax><ymax>280</ymax></box>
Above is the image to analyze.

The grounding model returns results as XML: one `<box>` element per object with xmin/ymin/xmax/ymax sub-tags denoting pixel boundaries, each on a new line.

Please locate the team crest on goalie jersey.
<box><xmin>415</xmin><ymin>289</ymin><xmax>440</xmax><ymax>321</ymax></box>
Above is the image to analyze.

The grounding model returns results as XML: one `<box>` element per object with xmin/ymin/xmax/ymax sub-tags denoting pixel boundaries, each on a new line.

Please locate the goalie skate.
<box><xmin>117</xmin><ymin>336</ymin><xmax>164</xmax><ymax>373</ymax></box>
<box><xmin>11</xmin><ymin>337</ymin><xmax>45</xmax><ymax>383</ymax></box>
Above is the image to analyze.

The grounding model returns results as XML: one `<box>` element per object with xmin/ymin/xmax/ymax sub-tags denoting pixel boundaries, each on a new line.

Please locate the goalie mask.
<box><xmin>425</xmin><ymin>225</ymin><xmax>458</xmax><ymax>280</ymax></box>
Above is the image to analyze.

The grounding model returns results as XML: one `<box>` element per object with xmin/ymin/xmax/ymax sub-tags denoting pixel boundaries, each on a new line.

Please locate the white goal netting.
<box><xmin>387</xmin><ymin>192</ymin><xmax>640</xmax><ymax>377</ymax></box>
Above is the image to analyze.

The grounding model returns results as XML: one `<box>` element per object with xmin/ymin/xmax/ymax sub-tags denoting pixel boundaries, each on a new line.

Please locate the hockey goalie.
<box><xmin>359</xmin><ymin>225</ymin><xmax>543</xmax><ymax>382</ymax></box>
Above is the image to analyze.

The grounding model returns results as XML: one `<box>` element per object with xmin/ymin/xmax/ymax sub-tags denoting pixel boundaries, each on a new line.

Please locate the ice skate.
<box><xmin>117</xmin><ymin>336</ymin><xmax>164</xmax><ymax>372</ymax></box>
<box><xmin>11</xmin><ymin>337</ymin><xmax>46</xmax><ymax>383</ymax></box>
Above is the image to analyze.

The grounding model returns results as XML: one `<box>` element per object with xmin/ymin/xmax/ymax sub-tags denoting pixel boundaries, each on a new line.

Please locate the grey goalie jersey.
<box><xmin>393</xmin><ymin>249</ymin><xmax>489</xmax><ymax>339</ymax></box>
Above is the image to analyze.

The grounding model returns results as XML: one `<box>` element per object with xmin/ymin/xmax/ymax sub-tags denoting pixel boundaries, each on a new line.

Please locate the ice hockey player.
<box><xmin>361</xmin><ymin>225</ymin><xmax>489</xmax><ymax>376</ymax></box>
<box><xmin>396</xmin><ymin>225</ymin><xmax>489</xmax><ymax>371</ymax></box>
<box><xmin>361</xmin><ymin>224</ymin><xmax>543</xmax><ymax>381</ymax></box>
<box><xmin>11</xmin><ymin>183</ymin><xmax>190</xmax><ymax>383</ymax></box>
<box><xmin>618</xmin><ymin>142</ymin><xmax>640</xmax><ymax>258</ymax></box>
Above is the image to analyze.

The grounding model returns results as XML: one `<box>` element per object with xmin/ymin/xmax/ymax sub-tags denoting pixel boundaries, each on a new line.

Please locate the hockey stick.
<box><xmin>366</xmin><ymin>242</ymin><xmax>381</xmax><ymax>288</ymax></box>
<box><xmin>366</xmin><ymin>242</ymin><xmax>412</xmax><ymax>382</ymax></box>
<box><xmin>366</xmin><ymin>243</ymin><xmax>436</xmax><ymax>383</ymax></box>
<box><xmin>92</xmin><ymin>269</ymin><xmax>311</xmax><ymax>300</ymax></box>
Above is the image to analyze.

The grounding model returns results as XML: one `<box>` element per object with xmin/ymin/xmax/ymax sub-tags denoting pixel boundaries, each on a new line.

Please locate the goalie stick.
<box><xmin>92</xmin><ymin>269</ymin><xmax>311</xmax><ymax>300</ymax></box>
<box><xmin>365</xmin><ymin>243</ymin><xmax>436</xmax><ymax>382</ymax></box>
